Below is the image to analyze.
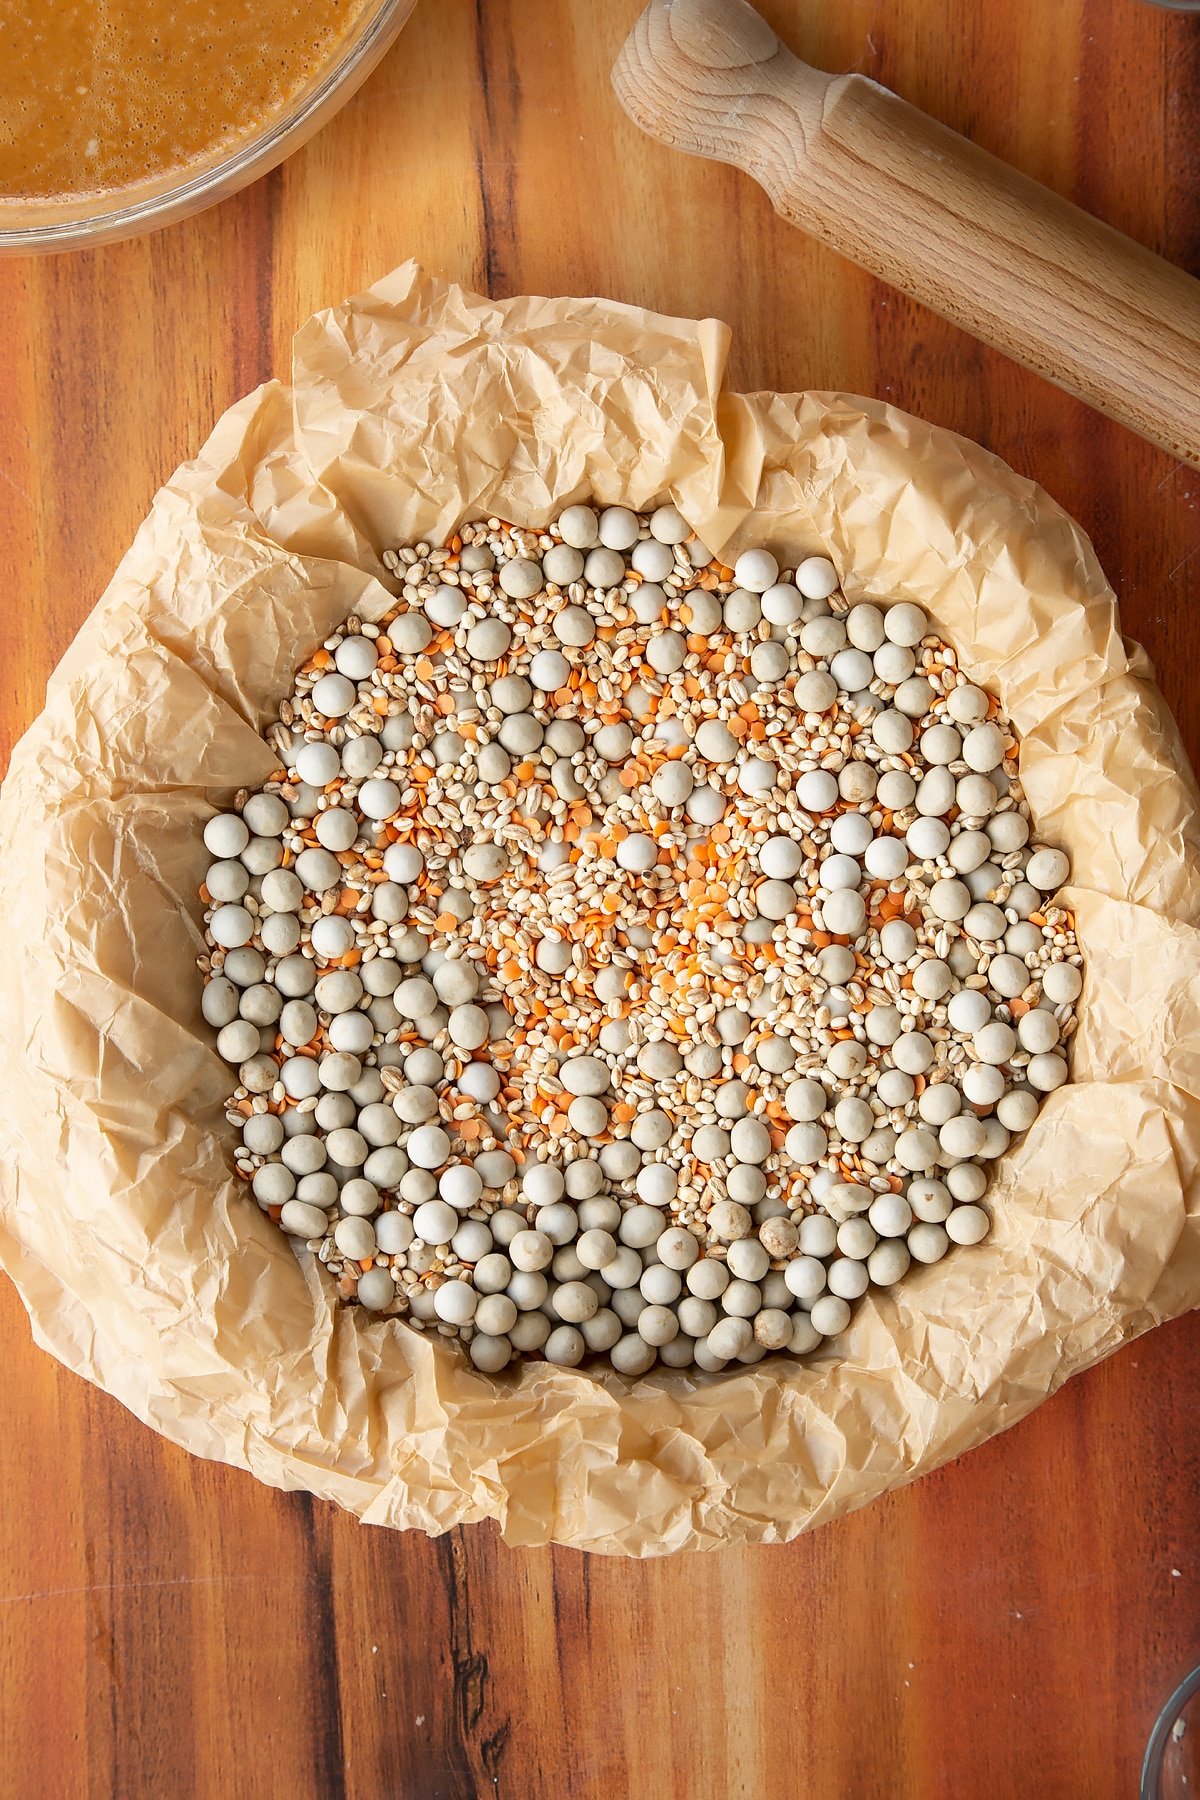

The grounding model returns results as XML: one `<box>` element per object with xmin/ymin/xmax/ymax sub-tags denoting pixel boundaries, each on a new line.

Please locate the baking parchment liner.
<box><xmin>2</xmin><ymin>262</ymin><xmax>1197</xmax><ymax>1555</ymax></box>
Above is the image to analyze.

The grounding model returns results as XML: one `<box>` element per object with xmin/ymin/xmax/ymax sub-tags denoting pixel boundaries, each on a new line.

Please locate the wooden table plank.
<box><xmin>2</xmin><ymin>3</ymin><xmax>1199</xmax><ymax>1797</ymax></box>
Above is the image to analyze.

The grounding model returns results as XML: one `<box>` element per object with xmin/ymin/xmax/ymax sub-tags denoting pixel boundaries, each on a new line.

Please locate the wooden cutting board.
<box><xmin>1</xmin><ymin>3</ymin><xmax>1198</xmax><ymax>1797</ymax></box>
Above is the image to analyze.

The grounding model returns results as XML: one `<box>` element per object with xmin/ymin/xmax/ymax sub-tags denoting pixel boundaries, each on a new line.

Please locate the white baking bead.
<box><xmin>879</xmin><ymin>919</ymin><xmax>918</xmax><ymax>964</ymax></box>
<box><xmin>809</xmin><ymin>1295</ymin><xmax>852</xmax><ymax>1336</ymax></box>
<box><xmin>506</xmin><ymin>1229</ymin><xmax>552</xmax><ymax>1274</ymax></box>
<box><xmin>877</xmin><ymin>1068</ymin><xmax>916</xmax><ymax>1108</ymax></box>
<box><xmin>947</xmin><ymin>829</ymin><xmax>991</xmax><ymax>872</ymax></box>
<box><xmin>1026</xmin><ymin>1053</ymin><xmax>1069</xmax><ymax>1092</ymax></box>
<box><xmin>868</xmin><ymin>1242</ymin><xmax>911</xmax><ymax>1286</ymax></box>
<box><xmin>895</xmin><ymin>675</ymin><xmax>935</xmax><ymax>717</ymax></box>
<box><xmin>723</xmin><ymin>589</ymin><xmax>761</xmax><ymax>632</ymax></box>
<box><xmin>827</xmin><ymin>1258</ymin><xmax>869</xmax><ymax>1301</ymax></box>
<box><xmin>594</xmin><ymin>505</ymin><xmax>638</xmax><ymax>550</ymax></box>
<box><xmin>842</xmin><ymin>602</ymin><xmax>882</xmax><ymax>649</ymax></box>
<box><xmin>293</xmin><ymin>743</ymin><xmax>340</xmax><ymax>792</ymax></box>
<box><xmin>974</xmin><ymin>1021</ymin><xmax>1017</xmax><ymax>1065</ymax></box>
<box><xmin>827</xmin><ymin>1039</ymin><xmax>868</xmax><ymax>1078</ymax></box>
<box><xmin>822</xmin><ymin>890</ymin><xmax>866</xmax><ymax>936</ymax></box>
<box><xmin>895</xmin><ymin>1127</ymin><xmax>938</xmax><ymax>1171</ymax></box>
<box><xmin>956</xmin><ymin>774</ymin><xmax>997</xmax><ymax>817</ymax></box>
<box><xmin>826</xmin><ymin>816</ymin><xmax>870</xmax><ymax>860</ymax></box>
<box><xmin>829</xmin><ymin>648</ymin><xmax>874</xmax><ymax>692</ymax></box>
<box><xmin>906</xmin><ymin>1178</ymin><xmax>952</xmax><ymax>1222</ymax></box>
<box><xmin>874</xmin><ymin>641</ymin><xmax>916</xmax><ymax>684</ymax></box>
<box><xmin>817</xmin><ymin>853</ymin><xmax>860</xmax><ymax>892</ymax></box>
<box><xmin>784</xmin><ymin>1122</ymin><xmax>828</xmax><ymax>1164</ymax></box>
<box><xmin>907</xmin><ymin>1222</ymin><xmax>950</xmax><ymax>1264</ymax></box>
<box><xmin>508</xmin><ymin>1313</ymin><xmax>550</xmax><ymax>1353</ymax></box>
<box><xmin>733</xmin><ymin>547</ymin><xmax>779</xmax><ymax>592</ymax></box>
<box><xmin>608</xmin><ymin>1333</ymin><xmax>656</xmax><ymax>1375</ymax></box>
<box><xmin>645</xmin><ymin>504</ymin><xmax>687</xmax><ymax>544</ymax></box>
<box><xmin>526</xmin><ymin>648</ymin><xmax>568</xmax><ymax>691</ymax></box>
<box><xmin>945</xmin><ymin>990</ymin><xmax>989</xmax><ymax>1034</ymax></box>
<box><xmin>794</xmin><ymin>554</ymin><xmax>838</xmax><ymax>599</ymax></box>
<box><xmin>755</xmin><ymin>582</ymin><xmax>801</xmax><ymax>627</ymax></box>
<box><xmin>407</xmin><ymin>1126</ymin><xmax>451</xmax><ymax>1170</ymax></box>
<box><xmin>893</xmin><ymin>1032</ymin><xmax>934</xmax><ymax>1075</ymax></box>
<box><xmin>795</xmin><ymin>769</ymin><xmax>839</xmax><ymax>813</ymax></box>
<box><xmin>1026</xmin><ymin>848</ymin><xmax>1071</xmax><ymax>890</ymax></box>
<box><xmin>988</xmin><ymin>953</ymin><xmax>1029</xmax><ymax>998</ymax></box>
<box><xmin>651</xmin><ymin>762</ymin><xmax>694</xmax><ymax>808</ymax></box>
<box><xmin>469</xmin><ymin>1334</ymin><xmax>512</xmax><ymax>1373</ymax></box>
<box><xmin>557</xmin><ymin>504</ymin><xmax>599</xmax><ymax>547</ymax></box>
<box><xmin>865</xmin><ymin>836</ymin><xmax>908</xmax><ymax>880</ymax></box>
<box><xmin>928</xmin><ymin>878</ymin><xmax>971</xmax><ymax>921</ymax></box>
<box><xmin>997</xmin><ymin>1088</ymin><xmax>1040</xmax><ymax>1131</ymax></box>
<box><xmin>878</xmin><ymin>769</ymin><xmax>917</xmax><ymax>808</ymax></box>
<box><xmin>472</xmin><ymin>1252</ymin><xmax>513</xmax><ymax>1294</ymax></box>
<box><xmin>210</xmin><ymin>904</ymin><xmax>254</xmax><ymax>948</ymax></box>
<box><xmin>946</xmin><ymin>1205</ymin><xmax>990</xmax><ymax>1246</ymax></box>
<box><xmin>961</xmin><ymin>1063</ymin><xmax>1005</xmax><ymax>1107</ymax></box>
<box><xmin>946</xmin><ymin>683</ymin><xmax>988</xmax><ymax>723</ymax></box>
<box><xmin>1017</xmin><ymin>1010</ymin><xmax>1060</xmax><ymax>1054</ymax></box>
<box><xmin>883</xmin><ymin>603</ymin><xmax>927</xmax><ymax>646</ymax></box>
<box><xmin>1041</xmin><ymin>961</ymin><xmax>1082</xmax><ymax>1005</ymax></box>
<box><xmin>987</xmin><ymin>812</ymin><xmax>1029</xmax><ymax>853</ymax></box>
<box><xmin>871</xmin><ymin>709</ymin><xmax>914</xmax><ymax>754</ymax></box>
<box><xmin>431</xmin><ymin>1280</ymin><xmax>477</xmax><ymax>1326</ymax></box>
<box><xmin>868</xmin><ymin>1192</ymin><xmax>913</xmax><ymax>1238</ymax></box>
<box><xmin>279</xmin><ymin>1199</ymin><xmax>327</xmax><ymax>1238</ymax></box>
<box><xmin>496</xmin><ymin>557</ymin><xmax>541</xmax><ymax>600</ymax></box>
<box><xmin>334</xmin><ymin>1215</ymin><xmax>376</xmax><ymax>1261</ymax></box>
<box><xmin>947</xmin><ymin>1163</ymin><xmax>988</xmax><ymax>1201</ymax></box>
<box><xmin>553</xmin><ymin>604</ymin><xmax>595</xmax><ymax>648</ymax></box>
<box><xmin>793</xmin><ymin>669</ymin><xmax>839</xmax><ymax>714</ymax></box>
<box><xmin>834</xmin><ymin>1097</ymin><xmax>873</xmax><ymax>1144</ymax></box>
<box><xmin>919</xmin><ymin>723</ymin><xmax>961</xmax><ymax>766</ymax></box>
<box><xmin>939</xmin><ymin>1114</ymin><xmax>987</xmax><ymax>1160</ymax></box>
<box><xmin>961</xmin><ymin>722</ymin><xmax>1006</xmax><ymax>772</ymax></box>
<box><xmin>310</xmin><ymin>673</ymin><xmax>357</xmax><ymax>717</ymax></box>
<box><xmin>801</xmin><ymin>616</ymin><xmax>846</xmax><ymax>659</ymax></box>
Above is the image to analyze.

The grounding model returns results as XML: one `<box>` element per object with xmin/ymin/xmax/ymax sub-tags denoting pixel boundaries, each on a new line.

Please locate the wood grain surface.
<box><xmin>1</xmin><ymin>2</ymin><xmax>1199</xmax><ymax>1796</ymax></box>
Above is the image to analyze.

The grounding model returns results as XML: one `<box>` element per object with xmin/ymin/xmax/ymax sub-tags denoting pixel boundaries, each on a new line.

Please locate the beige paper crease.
<box><xmin>1</xmin><ymin>261</ymin><xmax>1198</xmax><ymax>1555</ymax></box>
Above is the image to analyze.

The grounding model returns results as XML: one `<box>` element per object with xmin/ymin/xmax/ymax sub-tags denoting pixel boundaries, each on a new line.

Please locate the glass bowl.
<box><xmin>1142</xmin><ymin>1662</ymin><xmax>1200</xmax><ymax>1800</ymax></box>
<box><xmin>0</xmin><ymin>0</ymin><xmax>417</xmax><ymax>256</ymax></box>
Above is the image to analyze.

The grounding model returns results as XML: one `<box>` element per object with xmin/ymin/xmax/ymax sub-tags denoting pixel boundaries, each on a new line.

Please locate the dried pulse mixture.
<box><xmin>198</xmin><ymin>503</ymin><xmax>1083</xmax><ymax>1376</ymax></box>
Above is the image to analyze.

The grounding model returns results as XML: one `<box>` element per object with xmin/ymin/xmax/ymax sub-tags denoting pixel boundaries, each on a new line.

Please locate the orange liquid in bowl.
<box><xmin>0</xmin><ymin>0</ymin><xmax>377</xmax><ymax>200</ymax></box>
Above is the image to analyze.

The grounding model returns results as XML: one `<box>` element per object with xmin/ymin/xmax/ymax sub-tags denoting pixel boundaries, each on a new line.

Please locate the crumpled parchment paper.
<box><xmin>1</xmin><ymin>261</ymin><xmax>1198</xmax><ymax>1555</ymax></box>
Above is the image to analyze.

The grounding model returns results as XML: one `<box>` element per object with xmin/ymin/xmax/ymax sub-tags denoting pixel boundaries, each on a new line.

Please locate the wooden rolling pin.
<box><xmin>612</xmin><ymin>0</ymin><xmax>1200</xmax><ymax>470</ymax></box>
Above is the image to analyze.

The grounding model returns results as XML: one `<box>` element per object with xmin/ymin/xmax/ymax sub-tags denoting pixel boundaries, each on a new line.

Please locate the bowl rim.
<box><xmin>0</xmin><ymin>0</ymin><xmax>414</xmax><ymax>253</ymax></box>
<box><xmin>1141</xmin><ymin>1662</ymin><xmax>1200</xmax><ymax>1799</ymax></box>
